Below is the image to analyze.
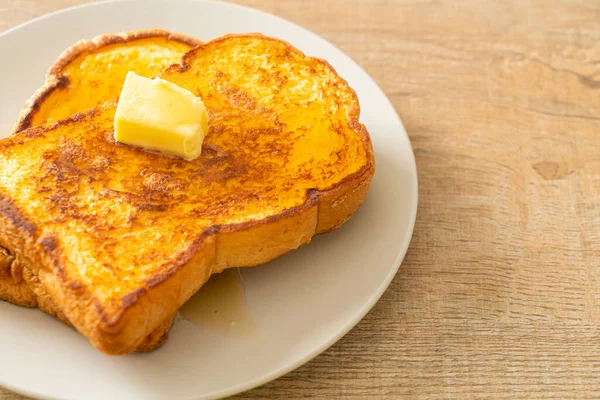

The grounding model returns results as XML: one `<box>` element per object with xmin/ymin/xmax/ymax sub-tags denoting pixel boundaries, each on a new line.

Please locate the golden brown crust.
<box><xmin>0</xmin><ymin>210</ymin><xmax>170</xmax><ymax>352</ymax></box>
<box><xmin>0</xmin><ymin>248</ymin><xmax>37</xmax><ymax>307</ymax></box>
<box><xmin>13</xmin><ymin>29</ymin><xmax>201</xmax><ymax>134</ymax></box>
<box><xmin>47</xmin><ymin>30</ymin><xmax>199</xmax><ymax>77</ymax></box>
<box><xmin>0</xmin><ymin>34</ymin><xmax>375</xmax><ymax>354</ymax></box>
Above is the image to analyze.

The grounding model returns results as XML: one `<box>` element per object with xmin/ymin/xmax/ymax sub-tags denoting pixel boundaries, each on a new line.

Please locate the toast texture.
<box><xmin>3</xmin><ymin>29</ymin><xmax>200</xmax><ymax>352</ymax></box>
<box><xmin>13</xmin><ymin>29</ymin><xmax>200</xmax><ymax>133</ymax></box>
<box><xmin>0</xmin><ymin>34</ymin><xmax>374</xmax><ymax>355</ymax></box>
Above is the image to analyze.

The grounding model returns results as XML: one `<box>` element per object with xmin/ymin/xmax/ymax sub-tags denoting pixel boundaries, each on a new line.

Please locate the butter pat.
<box><xmin>114</xmin><ymin>71</ymin><xmax>208</xmax><ymax>161</ymax></box>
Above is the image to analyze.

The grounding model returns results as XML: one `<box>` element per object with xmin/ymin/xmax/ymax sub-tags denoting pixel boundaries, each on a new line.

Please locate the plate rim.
<box><xmin>0</xmin><ymin>0</ymin><xmax>419</xmax><ymax>399</ymax></box>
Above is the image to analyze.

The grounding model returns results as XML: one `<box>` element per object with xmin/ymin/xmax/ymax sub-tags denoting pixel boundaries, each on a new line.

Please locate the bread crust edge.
<box><xmin>12</xmin><ymin>29</ymin><xmax>201</xmax><ymax>134</ymax></box>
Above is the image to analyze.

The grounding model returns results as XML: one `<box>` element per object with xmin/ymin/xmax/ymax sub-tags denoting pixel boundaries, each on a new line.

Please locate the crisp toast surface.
<box><xmin>0</xmin><ymin>34</ymin><xmax>374</xmax><ymax>354</ymax></box>
<box><xmin>3</xmin><ymin>29</ymin><xmax>200</xmax><ymax>352</ymax></box>
<box><xmin>14</xmin><ymin>29</ymin><xmax>200</xmax><ymax>133</ymax></box>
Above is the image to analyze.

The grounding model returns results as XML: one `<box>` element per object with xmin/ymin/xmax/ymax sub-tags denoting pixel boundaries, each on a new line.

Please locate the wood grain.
<box><xmin>2</xmin><ymin>0</ymin><xmax>600</xmax><ymax>398</ymax></box>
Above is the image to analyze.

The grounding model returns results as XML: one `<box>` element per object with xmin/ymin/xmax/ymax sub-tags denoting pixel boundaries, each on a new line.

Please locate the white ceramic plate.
<box><xmin>0</xmin><ymin>1</ymin><xmax>418</xmax><ymax>399</ymax></box>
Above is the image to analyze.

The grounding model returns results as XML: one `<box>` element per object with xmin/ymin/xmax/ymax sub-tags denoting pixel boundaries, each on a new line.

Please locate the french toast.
<box><xmin>13</xmin><ymin>29</ymin><xmax>200</xmax><ymax>133</ymax></box>
<box><xmin>3</xmin><ymin>30</ymin><xmax>200</xmax><ymax>351</ymax></box>
<box><xmin>0</xmin><ymin>34</ymin><xmax>374</xmax><ymax>355</ymax></box>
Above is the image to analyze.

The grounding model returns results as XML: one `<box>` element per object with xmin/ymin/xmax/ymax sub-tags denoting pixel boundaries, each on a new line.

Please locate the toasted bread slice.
<box><xmin>13</xmin><ymin>30</ymin><xmax>200</xmax><ymax>133</ymax></box>
<box><xmin>2</xmin><ymin>30</ymin><xmax>199</xmax><ymax>352</ymax></box>
<box><xmin>0</xmin><ymin>34</ymin><xmax>374</xmax><ymax>355</ymax></box>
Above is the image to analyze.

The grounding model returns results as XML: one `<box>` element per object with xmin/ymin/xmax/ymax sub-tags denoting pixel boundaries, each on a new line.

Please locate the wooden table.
<box><xmin>2</xmin><ymin>0</ymin><xmax>600</xmax><ymax>398</ymax></box>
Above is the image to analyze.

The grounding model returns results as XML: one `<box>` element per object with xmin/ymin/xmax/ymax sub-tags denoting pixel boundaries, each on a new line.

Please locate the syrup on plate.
<box><xmin>179</xmin><ymin>268</ymin><xmax>256</xmax><ymax>337</ymax></box>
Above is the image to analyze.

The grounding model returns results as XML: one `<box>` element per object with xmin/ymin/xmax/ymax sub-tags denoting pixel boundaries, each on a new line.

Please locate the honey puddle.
<box><xmin>179</xmin><ymin>268</ymin><xmax>256</xmax><ymax>337</ymax></box>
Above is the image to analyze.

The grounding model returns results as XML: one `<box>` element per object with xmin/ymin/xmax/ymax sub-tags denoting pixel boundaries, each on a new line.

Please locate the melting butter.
<box><xmin>114</xmin><ymin>71</ymin><xmax>208</xmax><ymax>161</ymax></box>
